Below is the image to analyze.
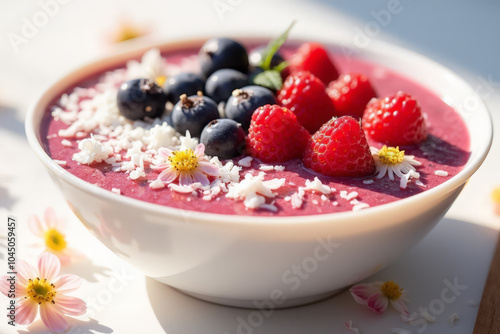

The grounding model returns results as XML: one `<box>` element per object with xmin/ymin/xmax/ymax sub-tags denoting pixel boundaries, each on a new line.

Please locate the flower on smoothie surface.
<box><xmin>371</xmin><ymin>146</ymin><xmax>421</xmax><ymax>188</ymax></box>
<box><xmin>28</xmin><ymin>208</ymin><xmax>75</xmax><ymax>266</ymax></box>
<box><xmin>0</xmin><ymin>252</ymin><xmax>86</xmax><ymax>333</ymax></box>
<box><xmin>126</xmin><ymin>48</ymin><xmax>167</xmax><ymax>86</ymax></box>
<box><xmin>349</xmin><ymin>280</ymin><xmax>409</xmax><ymax>316</ymax></box>
<box><xmin>151</xmin><ymin>143</ymin><xmax>219</xmax><ymax>187</ymax></box>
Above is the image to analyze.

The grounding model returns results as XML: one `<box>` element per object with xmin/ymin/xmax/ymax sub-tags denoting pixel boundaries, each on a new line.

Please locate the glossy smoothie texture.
<box><xmin>41</xmin><ymin>44</ymin><xmax>470</xmax><ymax>216</ymax></box>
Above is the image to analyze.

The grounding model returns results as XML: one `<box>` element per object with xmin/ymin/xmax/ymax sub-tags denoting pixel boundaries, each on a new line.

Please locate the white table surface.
<box><xmin>1</xmin><ymin>1</ymin><xmax>499</xmax><ymax>333</ymax></box>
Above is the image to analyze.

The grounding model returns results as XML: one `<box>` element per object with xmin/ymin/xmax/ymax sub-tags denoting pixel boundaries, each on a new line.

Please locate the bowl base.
<box><xmin>174</xmin><ymin>288</ymin><xmax>343</xmax><ymax>309</ymax></box>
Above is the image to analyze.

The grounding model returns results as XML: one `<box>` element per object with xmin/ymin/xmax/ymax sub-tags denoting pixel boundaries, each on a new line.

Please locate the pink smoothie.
<box><xmin>41</xmin><ymin>42</ymin><xmax>470</xmax><ymax>216</ymax></box>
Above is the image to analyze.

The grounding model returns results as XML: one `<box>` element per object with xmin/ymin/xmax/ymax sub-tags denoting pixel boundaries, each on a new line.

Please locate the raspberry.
<box><xmin>246</xmin><ymin>104</ymin><xmax>311</xmax><ymax>163</ymax></box>
<box><xmin>362</xmin><ymin>91</ymin><xmax>428</xmax><ymax>146</ymax></box>
<box><xmin>277</xmin><ymin>71</ymin><xmax>336</xmax><ymax>133</ymax></box>
<box><xmin>290</xmin><ymin>42</ymin><xmax>339</xmax><ymax>84</ymax></box>
<box><xmin>327</xmin><ymin>73</ymin><xmax>377</xmax><ymax>120</ymax></box>
<box><xmin>303</xmin><ymin>116</ymin><xmax>375</xmax><ymax>177</ymax></box>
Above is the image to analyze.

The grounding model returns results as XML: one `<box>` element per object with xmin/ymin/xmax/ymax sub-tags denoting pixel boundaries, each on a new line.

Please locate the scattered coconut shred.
<box><xmin>51</xmin><ymin>48</ymin><xmax>401</xmax><ymax>213</ymax></box>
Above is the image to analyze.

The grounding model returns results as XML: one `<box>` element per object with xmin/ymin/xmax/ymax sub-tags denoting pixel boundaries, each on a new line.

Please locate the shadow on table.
<box><xmin>17</xmin><ymin>317</ymin><xmax>113</xmax><ymax>334</ymax></box>
<box><xmin>144</xmin><ymin>218</ymin><xmax>497</xmax><ymax>334</ymax></box>
<box><xmin>0</xmin><ymin>105</ymin><xmax>25</xmax><ymax>137</ymax></box>
<box><xmin>61</xmin><ymin>256</ymin><xmax>115</xmax><ymax>283</ymax></box>
<box><xmin>0</xmin><ymin>183</ymin><xmax>17</xmax><ymax>210</ymax></box>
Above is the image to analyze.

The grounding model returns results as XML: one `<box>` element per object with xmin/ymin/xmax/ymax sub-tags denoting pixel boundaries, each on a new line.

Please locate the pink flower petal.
<box><xmin>367</xmin><ymin>292</ymin><xmax>389</xmax><ymax>313</ymax></box>
<box><xmin>179</xmin><ymin>172</ymin><xmax>194</xmax><ymax>186</ymax></box>
<box><xmin>390</xmin><ymin>299</ymin><xmax>410</xmax><ymax>316</ymax></box>
<box><xmin>28</xmin><ymin>215</ymin><xmax>45</xmax><ymax>237</ymax></box>
<box><xmin>16</xmin><ymin>260</ymin><xmax>38</xmax><ymax>287</ymax></box>
<box><xmin>158</xmin><ymin>168</ymin><xmax>178</xmax><ymax>183</ymax></box>
<box><xmin>40</xmin><ymin>303</ymin><xmax>68</xmax><ymax>333</ymax></box>
<box><xmin>52</xmin><ymin>274</ymin><xmax>81</xmax><ymax>294</ymax></box>
<box><xmin>158</xmin><ymin>147</ymin><xmax>173</xmax><ymax>158</ymax></box>
<box><xmin>0</xmin><ymin>275</ymin><xmax>27</xmax><ymax>297</ymax></box>
<box><xmin>151</xmin><ymin>163</ymin><xmax>169</xmax><ymax>171</ymax></box>
<box><xmin>198</xmin><ymin>161</ymin><xmax>219</xmax><ymax>176</ymax></box>
<box><xmin>37</xmin><ymin>253</ymin><xmax>61</xmax><ymax>281</ymax></box>
<box><xmin>44</xmin><ymin>207</ymin><xmax>58</xmax><ymax>229</ymax></box>
<box><xmin>194</xmin><ymin>143</ymin><xmax>205</xmax><ymax>157</ymax></box>
<box><xmin>54</xmin><ymin>295</ymin><xmax>86</xmax><ymax>316</ymax></box>
<box><xmin>191</xmin><ymin>171</ymin><xmax>210</xmax><ymax>186</ymax></box>
<box><xmin>349</xmin><ymin>283</ymin><xmax>381</xmax><ymax>305</ymax></box>
<box><xmin>15</xmin><ymin>298</ymin><xmax>39</xmax><ymax>326</ymax></box>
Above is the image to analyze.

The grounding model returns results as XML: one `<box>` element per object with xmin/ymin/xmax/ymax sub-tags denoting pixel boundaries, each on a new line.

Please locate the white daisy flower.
<box><xmin>126</xmin><ymin>48</ymin><xmax>167</xmax><ymax>86</ymax></box>
<box><xmin>151</xmin><ymin>143</ymin><xmax>219</xmax><ymax>187</ymax></box>
<box><xmin>371</xmin><ymin>146</ymin><xmax>422</xmax><ymax>188</ymax></box>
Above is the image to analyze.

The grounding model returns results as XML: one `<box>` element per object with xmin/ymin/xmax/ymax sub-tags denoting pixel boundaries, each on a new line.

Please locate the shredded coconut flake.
<box><xmin>291</xmin><ymin>188</ymin><xmax>305</xmax><ymax>209</ymax></box>
<box><xmin>226</xmin><ymin>172</ymin><xmax>285</xmax><ymax>210</ymax></box>
<box><xmin>340</xmin><ymin>190</ymin><xmax>358</xmax><ymax>201</ymax></box>
<box><xmin>352</xmin><ymin>203</ymin><xmax>370</xmax><ymax>211</ymax></box>
<box><xmin>449</xmin><ymin>313</ymin><xmax>460</xmax><ymax>326</ymax></box>
<box><xmin>435</xmin><ymin>170</ymin><xmax>449</xmax><ymax>177</ymax></box>
<box><xmin>238</xmin><ymin>156</ymin><xmax>253</xmax><ymax>167</ymax></box>
<box><xmin>73</xmin><ymin>136</ymin><xmax>113</xmax><ymax>165</ymax></box>
<box><xmin>61</xmin><ymin>139</ymin><xmax>72</xmax><ymax>147</ymax></box>
<box><xmin>149</xmin><ymin>178</ymin><xmax>165</xmax><ymax>189</ymax></box>
<box><xmin>111</xmin><ymin>188</ymin><xmax>121</xmax><ymax>195</ymax></box>
<box><xmin>363</xmin><ymin>179</ymin><xmax>374</xmax><ymax>184</ymax></box>
<box><xmin>54</xmin><ymin>160</ymin><xmax>67</xmax><ymax>166</ymax></box>
<box><xmin>259</xmin><ymin>164</ymin><xmax>275</xmax><ymax>171</ymax></box>
<box><xmin>168</xmin><ymin>183</ymin><xmax>195</xmax><ymax>194</ymax></box>
<box><xmin>274</xmin><ymin>165</ymin><xmax>285</xmax><ymax>171</ymax></box>
<box><xmin>304</xmin><ymin>177</ymin><xmax>331</xmax><ymax>195</ymax></box>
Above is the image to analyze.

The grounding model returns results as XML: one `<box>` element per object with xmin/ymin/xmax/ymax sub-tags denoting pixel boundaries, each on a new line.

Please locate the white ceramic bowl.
<box><xmin>25</xmin><ymin>37</ymin><xmax>492</xmax><ymax>308</ymax></box>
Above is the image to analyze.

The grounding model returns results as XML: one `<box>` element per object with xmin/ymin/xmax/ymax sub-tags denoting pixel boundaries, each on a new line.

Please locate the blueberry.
<box><xmin>171</xmin><ymin>93</ymin><xmax>220</xmax><ymax>138</ymax></box>
<box><xmin>117</xmin><ymin>78</ymin><xmax>167</xmax><ymax>120</ymax></box>
<box><xmin>225</xmin><ymin>85</ymin><xmax>277</xmax><ymax>131</ymax></box>
<box><xmin>200</xmin><ymin>119</ymin><xmax>246</xmax><ymax>159</ymax></box>
<box><xmin>205</xmin><ymin>69</ymin><xmax>248</xmax><ymax>103</ymax></box>
<box><xmin>249</xmin><ymin>46</ymin><xmax>285</xmax><ymax>69</ymax></box>
<box><xmin>199</xmin><ymin>38</ymin><xmax>249</xmax><ymax>78</ymax></box>
<box><xmin>164</xmin><ymin>72</ymin><xmax>205</xmax><ymax>104</ymax></box>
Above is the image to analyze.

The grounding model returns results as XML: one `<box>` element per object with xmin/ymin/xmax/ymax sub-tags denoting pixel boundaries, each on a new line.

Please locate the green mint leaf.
<box><xmin>252</xmin><ymin>70</ymin><xmax>283</xmax><ymax>91</ymax></box>
<box><xmin>261</xmin><ymin>20</ymin><xmax>296</xmax><ymax>71</ymax></box>
<box><xmin>272</xmin><ymin>60</ymin><xmax>289</xmax><ymax>73</ymax></box>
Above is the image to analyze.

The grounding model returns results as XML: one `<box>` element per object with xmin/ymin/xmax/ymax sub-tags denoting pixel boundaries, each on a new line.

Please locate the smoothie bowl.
<box><xmin>25</xmin><ymin>34</ymin><xmax>492</xmax><ymax>308</ymax></box>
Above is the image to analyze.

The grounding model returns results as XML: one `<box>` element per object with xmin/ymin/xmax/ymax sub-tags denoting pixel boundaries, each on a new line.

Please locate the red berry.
<box><xmin>303</xmin><ymin>116</ymin><xmax>375</xmax><ymax>177</ymax></box>
<box><xmin>327</xmin><ymin>73</ymin><xmax>377</xmax><ymax>119</ymax></box>
<box><xmin>290</xmin><ymin>42</ymin><xmax>339</xmax><ymax>85</ymax></box>
<box><xmin>277</xmin><ymin>71</ymin><xmax>336</xmax><ymax>133</ymax></box>
<box><xmin>247</xmin><ymin>104</ymin><xmax>311</xmax><ymax>163</ymax></box>
<box><xmin>362</xmin><ymin>91</ymin><xmax>428</xmax><ymax>145</ymax></box>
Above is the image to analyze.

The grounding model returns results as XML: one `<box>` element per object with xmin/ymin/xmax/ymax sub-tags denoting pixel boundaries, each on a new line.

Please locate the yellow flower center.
<box><xmin>378</xmin><ymin>146</ymin><xmax>405</xmax><ymax>165</ymax></box>
<box><xmin>155</xmin><ymin>76</ymin><xmax>166</xmax><ymax>87</ymax></box>
<box><xmin>492</xmin><ymin>187</ymin><xmax>500</xmax><ymax>204</ymax></box>
<box><xmin>26</xmin><ymin>278</ymin><xmax>56</xmax><ymax>305</ymax></box>
<box><xmin>115</xmin><ymin>25</ymin><xmax>144</xmax><ymax>43</ymax></box>
<box><xmin>169</xmin><ymin>149</ymin><xmax>198</xmax><ymax>172</ymax></box>
<box><xmin>44</xmin><ymin>228</ymin><xmax>67</xmax><ymax>252</ymax></box>
<box><xmin>381</xmin><ymin>281</ymin><xmax>403</xmax><ymax>300</ymax></box>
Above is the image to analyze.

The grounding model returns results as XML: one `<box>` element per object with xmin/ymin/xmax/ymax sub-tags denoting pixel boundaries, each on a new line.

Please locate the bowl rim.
<box><xmin>25</xmin><ymin>35</ymin><xmax>493</xmax><ymax>226</ymax></box>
